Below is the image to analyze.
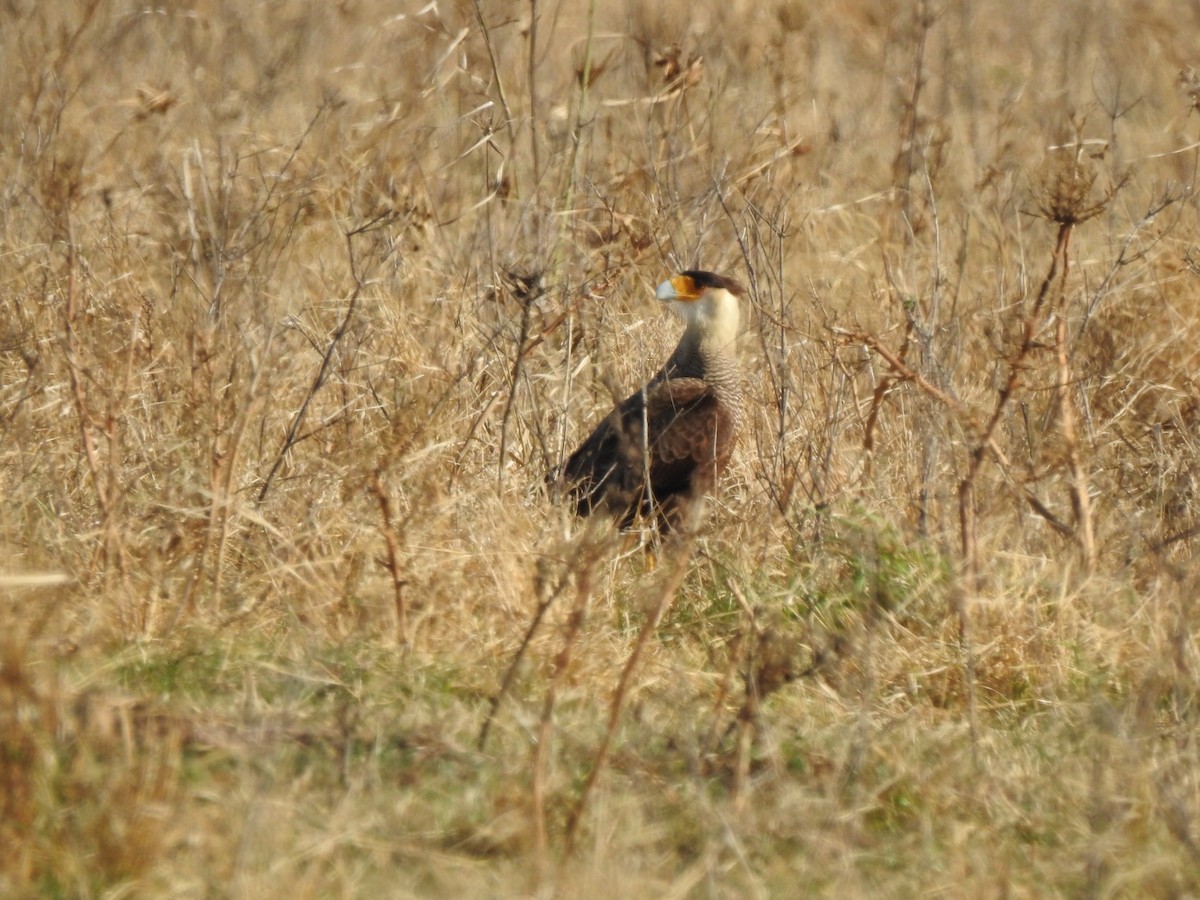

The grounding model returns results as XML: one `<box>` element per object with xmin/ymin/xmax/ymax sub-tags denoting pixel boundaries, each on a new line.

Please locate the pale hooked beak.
<box><xmin>655</xmin><ymin>278</ymin><xmax>678</xmax><ymax>302</ymax></box>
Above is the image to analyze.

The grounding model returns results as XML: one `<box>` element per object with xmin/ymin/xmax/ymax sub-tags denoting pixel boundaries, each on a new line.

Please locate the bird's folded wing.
<box><xmin>645</xmin><ymin>378</ymin><xmax>737</xmax><ymax>484</ymax></box>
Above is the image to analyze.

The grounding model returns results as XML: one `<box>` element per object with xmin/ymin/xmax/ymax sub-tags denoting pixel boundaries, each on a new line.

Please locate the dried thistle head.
<box><xmin>502</xmin><ymin>268</ymin><xmax>545</xmax><ymax>304</ymax></box>
<box><xmin>1030</xmin><ymin>147</ymin><xmax>1127</xmax><ymax>226</ymax></box>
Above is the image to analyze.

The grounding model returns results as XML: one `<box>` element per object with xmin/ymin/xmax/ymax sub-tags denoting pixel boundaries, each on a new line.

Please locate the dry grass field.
<box><xmin>4</xmin><ymin>0</ymin><xmax>1200</xmax><ymax>895</ymax></box>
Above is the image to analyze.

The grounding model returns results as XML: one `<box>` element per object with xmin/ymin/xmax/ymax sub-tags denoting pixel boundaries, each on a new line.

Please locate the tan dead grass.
<box><xmin>3</xmin><ymin>0</ymin><xmax>1200</xmax><ymax>896</ymax></box>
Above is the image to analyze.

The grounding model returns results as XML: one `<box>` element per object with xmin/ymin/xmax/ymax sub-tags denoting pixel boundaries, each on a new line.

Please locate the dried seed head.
<box><xmin>1030</xmin><ymin>149</ymin><xmax>1127</xmax><ymax>226</ymax></box>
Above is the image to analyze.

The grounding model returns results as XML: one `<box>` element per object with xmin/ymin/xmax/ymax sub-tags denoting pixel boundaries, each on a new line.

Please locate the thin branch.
<box><xmin>565</xmin><ymin>532</ymin><xmax>696</xmax><ymax>854</ymax></box>
<box><xmin>471</xmin><ymin>0</ymin><xmax>521</xmax><ymax>197</ymax></box>
<box><xmin>258</xmin><ymin>233</ymin><xmax>363</xmax><ymax>503</ymax></box>
<box><xmin>532</xmin><ymin>547</ymin><xmax>599</xmax><ymax>869</ymax></box>
<box><xmin>372</xmin><ymin>469</ymin><xmax>411</xmax><ymax>646</ymax></box>
<box><xmin>477</xmin><ymin>558</ymin><xmax>571</xmax><ymax>752</ymax></box>
<box><xmin>496</xmin><ymin>273</ymin><xmax>543</xmax><ymax>486</ymax></box>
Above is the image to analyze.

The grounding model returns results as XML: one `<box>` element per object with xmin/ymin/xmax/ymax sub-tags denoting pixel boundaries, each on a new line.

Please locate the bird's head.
<box><xmin>655</xmin><ymin>270</ymin><xmax>744</xmax><ymax>348</ymax></box>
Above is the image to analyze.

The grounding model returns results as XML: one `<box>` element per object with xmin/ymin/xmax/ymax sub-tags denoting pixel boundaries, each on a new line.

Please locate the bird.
<box><xmin>551</xmin><ymin>270</ymin><xmax>745</xmax><ymax>533</ymax></box>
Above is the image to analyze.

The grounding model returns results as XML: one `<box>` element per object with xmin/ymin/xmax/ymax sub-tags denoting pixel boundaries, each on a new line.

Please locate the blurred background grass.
<box><xmin>2</xmin><ymin>0</ymin><xmax>1200</xmax><ymax>895</ymax></box>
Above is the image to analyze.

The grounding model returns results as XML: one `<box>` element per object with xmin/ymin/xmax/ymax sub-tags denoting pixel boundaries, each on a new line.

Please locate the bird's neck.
<box><xmin>659</xmin><ymin>320</ymin><xmax>740</xmax><ymax>387</ymax></box>
<box><xmin>649</xmin><ymin>287</ymin><xmax>742</xmax><ymax>391</ymax></box>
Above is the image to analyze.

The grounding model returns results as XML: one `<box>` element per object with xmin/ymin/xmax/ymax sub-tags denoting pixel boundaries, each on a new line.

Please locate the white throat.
<box><xmin>673</xmin><ymin>288</ymin><xmax>740</xmax><ymax>354</ymax></box>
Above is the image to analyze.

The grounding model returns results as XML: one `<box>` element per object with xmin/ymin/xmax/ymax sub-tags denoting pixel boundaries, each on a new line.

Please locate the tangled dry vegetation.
<box><xmin>4</xmin><ymin>0</ymin><xmax>1200</xmax><ymax>896</ymax></box>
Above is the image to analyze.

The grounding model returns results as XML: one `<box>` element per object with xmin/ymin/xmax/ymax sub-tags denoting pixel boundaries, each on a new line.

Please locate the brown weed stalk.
<box><xmin>565</xmin><ymin>532</ymin><xmax>696</xmax><ymax>854</ymax></box>
<box><xmin>371</xmin><ymin>468</ymin><xmax>410</xmax><ymax>646</ymax></box>
<box><xmin>257</xmin><ymin>234</ymin><xmax>365</xmax><ymax>504</ymax></box>
<box><xmin>477</xmin><ymin>528</ymin><xmax>609</xmax><ymax>753</ymax></box>
<box><xmin>532</xmin><ymin>544</ymin><xmax>601</xmax><ymax>868</ymax></box>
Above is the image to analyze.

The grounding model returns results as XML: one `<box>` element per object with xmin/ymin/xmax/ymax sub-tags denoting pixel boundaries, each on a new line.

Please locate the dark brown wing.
<box><xmin>556</xmin><ymin>388</ymin><xmax>648</xmax><ymax>519</ymax></box>
<box><xmin>642</xmin><ymin>378</ymin><xmax>738</xmax><ymax>524</ymax></box>
<box><xmin>555</xmin><ymin>377</ymin><xmax>737</xmax><ymax>528</ymax></box>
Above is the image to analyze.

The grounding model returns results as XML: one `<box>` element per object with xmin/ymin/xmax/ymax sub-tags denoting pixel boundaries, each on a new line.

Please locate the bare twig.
<box><xmin>565</xmin><ymin>532</ymin><xmax>696</xmax><ymax>854</ymax></box>
<box><xmin>258</xmin><ymin>232</ymin><xmax>364</xmax><ymax>503</ymax></box>
<box><xmin>557</xmin><ymin>0</ymin><xmax>597</xmax><ymax>222</ymax></box>
<box><xmin>701</xmin><ymin>584</ymin><xmax>755</xmax><ymax>762</ymax></box>
<box><xmin>526</xmin><ymin>0</ymin><xmax>541</xmax><ymax>188</ymax></box>
<box><xmin>532</xmin><ymin>545</ymin><xmax>599</xmax><ymax>870</ymax></box>
<box><xmin>471</xmin><ymin>0</ymin><xmax>521</xmax><ymax>197</ymax></box>
<box><xmin>958</xmin><ymin>221</ymin><xmax>1073</xmax><ymax>584</ymax></box>
<box><xmin>892</xmin><ymin>0</ymin><xmax>935</xmax><ymax>245</ymax></box>
<box><xmin>371</xmin><ymin>469</ymin><xmax>411</xmax><ymax>646</ymax></box>
<box><xmin>1055</xmin><ymin>312</ymin><xmax>1095</xmax><ymax>572</ymax></box>
<box><xmin>496</xmin><ymin>271</ymin><xmax>544</xmax><ymax>486</ymax></box>
<box><xmin>62</xmin><ymin>214</ymin><xmax>109</xmax><ymax>518</ymax></box>
<box><xmin>477</xmin><ymin>555</ymin><xmax>571</xmax><ymax>753</ymax></box>
<box><xmin>835</xmin><ymin>327</ymin><xmax>972</xmax><ymax>425</ymax></box>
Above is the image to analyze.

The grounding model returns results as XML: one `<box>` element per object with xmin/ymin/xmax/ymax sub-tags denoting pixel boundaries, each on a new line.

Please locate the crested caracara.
<box><xmin>553</xmin><ymin>270</ymin><xmax>745</xmax><ymax>532</ymax></box>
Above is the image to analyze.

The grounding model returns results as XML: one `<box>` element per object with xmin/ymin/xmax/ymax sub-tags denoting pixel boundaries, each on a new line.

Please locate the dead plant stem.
<box><xmin>471</xmin><ymin>0</ymin><xmax>521</xmax><ymax>197</ymax></box>
<box><xmin>372</xmin><ymin>470</ymin><xmax>410</xmax><ymax>646</ymax></box>
<box><xmin>1056</xmin><ymin>313</ymin><xmax>1095</xmax><ymax>572</ymax></box>
<box><xmin>959</xmin><ymin>221</ymin><xmax>1073</xmax><ymax>584</ymax></box>
<box><xmin>565</xmin><ymin>533</ymin><xmax>695</xmax><ymax>853</ymax></box>
<box><xmin>257</xmin><ymin>234</ymin><xmax>363</xmax><ymax>503</ymax></box>
<box><xmin>533</xmin><ymin>552</ymin><xmax>596</xmax><ymax>869</ymax></box>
